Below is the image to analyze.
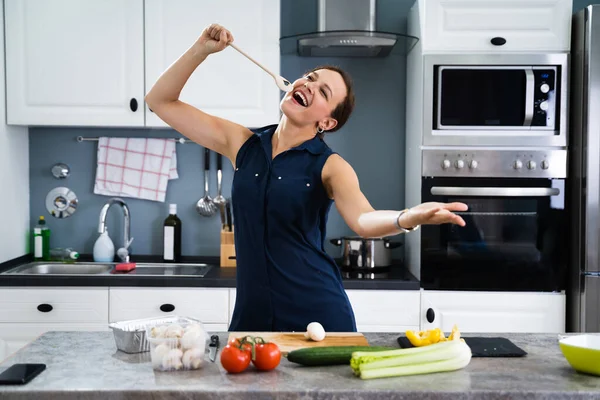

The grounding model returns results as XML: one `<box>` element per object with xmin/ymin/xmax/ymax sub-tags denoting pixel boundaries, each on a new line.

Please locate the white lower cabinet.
<box><xmin>109</xmin><ymin>287</ymin><xmax>230</xmax><ymax>332</ymax></box>
<box><xmin>420</xmin><ymin>290</ymin><xmax>566</xmax><ymax>333</ymax></box>
<box><xmin>0</xmin><ymin>287</ymin><xmax>109</xmax><ymax>362</ymax></box>
<box><xmin>346</xmin><ymin>290</ymin><xmax>420</xmax><ymax>333</ymax></box>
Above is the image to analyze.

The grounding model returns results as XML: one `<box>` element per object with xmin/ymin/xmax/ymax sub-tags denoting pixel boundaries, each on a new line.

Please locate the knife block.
<box><xmin>220</xmin><ymin>228</ymin><xmax>236</xmax><ymax>267</ymax></box>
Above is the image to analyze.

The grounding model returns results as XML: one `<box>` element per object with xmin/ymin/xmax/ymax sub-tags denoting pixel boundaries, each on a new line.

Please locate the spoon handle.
<box><xmin>229</xmin><ymin>43</ymin><xmax>275</xmax><ymax>78</ymax></box>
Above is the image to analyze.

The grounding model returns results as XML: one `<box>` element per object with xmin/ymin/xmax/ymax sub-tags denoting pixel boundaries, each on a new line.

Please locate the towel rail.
<box><xmin>76</xmin><ymin>136</ymin><xmax>195</xmax><ymax>144</ymax></box>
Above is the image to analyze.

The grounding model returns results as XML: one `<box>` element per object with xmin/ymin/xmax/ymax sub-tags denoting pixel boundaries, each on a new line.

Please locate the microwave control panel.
<box><xmin>532</xmin><ymin>68</ymin><xmax>557</xmax><ymax>127</ymax></box>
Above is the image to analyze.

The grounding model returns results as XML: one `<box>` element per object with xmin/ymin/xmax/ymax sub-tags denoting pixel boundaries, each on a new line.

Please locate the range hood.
<box><xmin>280</xmin><ymin>0</ymin><xmax>416</xmax><ymax>57</ymax></box>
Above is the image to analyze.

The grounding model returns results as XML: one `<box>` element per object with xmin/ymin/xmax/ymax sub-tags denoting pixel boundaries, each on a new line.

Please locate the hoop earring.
<box><xmin>317</xmin><ymin>126</ymin><xmax>324</xmax><ymax>134</ymax></box>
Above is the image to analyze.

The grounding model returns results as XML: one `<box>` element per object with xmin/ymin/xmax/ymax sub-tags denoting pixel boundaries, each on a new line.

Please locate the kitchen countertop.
<box><xmin>0</xmin><ymin>255</ymin><xmax>419</xmax><ymax>290</ymax></box>
<box><xmin>0</xmin><ymin>331</ymin><xmax>598</xmax><ymax>399</ymax></box>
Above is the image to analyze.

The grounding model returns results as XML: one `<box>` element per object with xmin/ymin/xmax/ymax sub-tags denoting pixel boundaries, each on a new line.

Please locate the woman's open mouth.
<box><xmin>292</xmin><ymin>90</ymin><xmax>308</xmax><ymax>107</ymax></box>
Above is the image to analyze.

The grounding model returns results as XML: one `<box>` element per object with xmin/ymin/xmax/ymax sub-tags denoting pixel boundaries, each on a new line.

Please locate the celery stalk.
<box><xmin>350</xmin><ymin>340</ymin><xmax>472</xmax><ymax>379</ymax></box>
<box><xmin>359</xmin><ymin>341</ymin><xmax>467</xmax><ymax>371</ymax></box>
<box><xmin>350</xmin><ymin>340</ymin><xmax>460</xmax><ymax>371</ymax></box>
<box><xmin>358</xmin><ymin>350</ymin><xmax>472</xmax><ymax>380</ymax></box>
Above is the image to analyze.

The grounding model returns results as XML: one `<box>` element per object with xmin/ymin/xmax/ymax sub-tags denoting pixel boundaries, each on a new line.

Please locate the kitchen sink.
<box><xmin>3</xmin><ymin>262</ymin><xmax>113</xmax><ymax>275</ymax></box>
<box><xmin>1</xmin><ymin>262</ymin><xmax>213</xmax><ymax>277</ymax></box>
<box><xmin>124</xmin><ymin>263</ymin><xmax>212</xmax><ymax>277</ymax></box>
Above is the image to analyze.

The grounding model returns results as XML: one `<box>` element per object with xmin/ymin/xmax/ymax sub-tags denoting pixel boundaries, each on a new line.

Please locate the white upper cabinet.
<box><xmin>412</xmin><ymin>0</ymin><xmax>573</xmax><ymax>53</ymax></box>
<box><xmin>5</xmin><ymin>0</ymin><xmax>145</xmax><ymax>127</ymax></box>
<box><xmin>4</xmin><ymin>0</ymin><xmax>281</xmax><ymax>128</ymax></box>
<box><xmin>144</xmin><ymin>0</ymin><xmax>281</xmax><ymax>128</ymax></box>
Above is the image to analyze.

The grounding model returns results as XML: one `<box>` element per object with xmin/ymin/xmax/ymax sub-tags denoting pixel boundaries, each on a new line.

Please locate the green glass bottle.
<box><xmin>163</xmin><ymin>204</ymin><xmax>181</xmax><ymax>263</ymax></box>
<box><xmin>33</xmin><ymin>216</ymin><xmax>50</xmax><ymax>261</ymax></box>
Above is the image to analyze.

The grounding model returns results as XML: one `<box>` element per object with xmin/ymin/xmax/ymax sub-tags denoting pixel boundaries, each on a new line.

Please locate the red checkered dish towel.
<box><xmin>94</xmin><ymin>137</ymin><xmax>178</xmax><ymax>203</ymax></box>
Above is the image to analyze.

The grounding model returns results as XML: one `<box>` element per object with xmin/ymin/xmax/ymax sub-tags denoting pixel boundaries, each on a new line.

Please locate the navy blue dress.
<box><xmin>229</xmin><ymin>124</ymin><xmax>357</xmax><ymax>332</ymax></box>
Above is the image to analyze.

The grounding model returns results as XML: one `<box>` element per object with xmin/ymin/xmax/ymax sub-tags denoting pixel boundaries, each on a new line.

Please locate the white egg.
<box><xmin>161</xmin><ymin>348</ymin><xmax>183</xmax><ymax>371</ymax></box>
<box><xmin>180</xmin><ymin>330</ymin><xmax>203</xmax><ymax>350</ymax></box>
<box><xmin>151</xmin><ymin>343</ymin><xmax>171</xmax><ymax>368</ymax></box>
<box><xmin>306</xmin><ymin>322</ymin><xmax>326</xmax><ymax>341</ymax></box>
<box><xmin>182</xmin><ymin>348</ymin><xmax>205</xmax><ymax>369</ymax></box>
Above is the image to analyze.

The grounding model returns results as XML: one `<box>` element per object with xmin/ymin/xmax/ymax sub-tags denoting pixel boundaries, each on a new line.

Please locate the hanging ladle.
<box><xmin>229</xmin><ymin>43</ymin><xmax>293</xmax><ymax>93</ymax></box>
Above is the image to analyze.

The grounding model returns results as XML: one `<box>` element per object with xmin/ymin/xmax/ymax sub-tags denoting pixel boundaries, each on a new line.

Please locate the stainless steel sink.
<box><xmin>1</xmin><ymin>262</ymin><xmax>213</xmax><ymax>277</ymax></box>
<box><xmin>124</xmin><ymin>263</ymin><xmax>212</xmax><ymax>277</ymax></box>
<box><xmin>3</xmin><ymin>262</ymin><xmax>113</xmax><ymax>275</ymax></box>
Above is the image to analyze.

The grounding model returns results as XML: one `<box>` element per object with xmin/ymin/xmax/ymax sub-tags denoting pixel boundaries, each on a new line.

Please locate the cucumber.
<box><xmin>286</xmin><ymin>346</ymin><xmax>394</xmax><ymax>366</ymax></box>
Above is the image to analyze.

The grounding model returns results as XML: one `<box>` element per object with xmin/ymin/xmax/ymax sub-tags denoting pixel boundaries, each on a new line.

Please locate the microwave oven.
<box><xmin>421</xmin><ymin>54</ymin><xmax>568</xmax><ymax>147</ymax></box>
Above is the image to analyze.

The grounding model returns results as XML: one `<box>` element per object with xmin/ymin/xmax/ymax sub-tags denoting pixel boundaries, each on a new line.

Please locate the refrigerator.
<box><xmin>569</xmin><ymin>5</ymin><xmax>600</xmax><ymax>332</ymax></box>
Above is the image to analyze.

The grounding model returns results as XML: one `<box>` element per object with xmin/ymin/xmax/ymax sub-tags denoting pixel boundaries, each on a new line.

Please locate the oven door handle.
<box><xmin>523</xmin><ymin>68</ymin><xmax>535</xmax><ymax>126</ymax></box>
<box><xmin>430</xmin><ymin>187</ymin><xmax>560</xmax><ymax>197</ymax></box>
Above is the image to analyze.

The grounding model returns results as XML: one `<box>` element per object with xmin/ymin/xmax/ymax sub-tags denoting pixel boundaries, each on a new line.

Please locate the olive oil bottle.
<box><xmin>163</xmin><ymin>204</ymin><xmax>182</xmax><ymax>263</ymax></box>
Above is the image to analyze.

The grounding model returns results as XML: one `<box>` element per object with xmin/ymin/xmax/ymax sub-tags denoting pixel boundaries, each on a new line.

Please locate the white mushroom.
<box><xmin>151</xmin><ymin>343</ymin><xmax>171</xmax><ymax>369</ymax></box>
<box><xmin>150</xmin><ymin>325</ymin><xmax>168</xmax><ymax>339</ymax></box>
<box><xmin>305</xmin><ymin>322</ymin><xmax>326</xmax><ymax>341</ymax></box>
<box><xmin>164</xmin><ymin>324</ymin><xmax>184</xmax><ymax>339</ymax></box>
<box><xmin>161</xmin><ymin>348</ymin><xmax>183</xmax><ymax>371</ymax></box>
<box><xmin>182</xmin><ymin>348</ymin><xmax>205</xmax><ymax>369</ymax></box>
<box><xmin>181</xmin><ymin>330</ymin><xmax>204</xmax><ymax>350</ymax></box>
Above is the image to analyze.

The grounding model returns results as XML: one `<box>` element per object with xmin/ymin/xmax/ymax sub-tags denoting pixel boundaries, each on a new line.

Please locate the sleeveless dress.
<box><xmin>228</xmin><ymin>124</ymin><xmax>357</xmax><ymax>332</ymax></box>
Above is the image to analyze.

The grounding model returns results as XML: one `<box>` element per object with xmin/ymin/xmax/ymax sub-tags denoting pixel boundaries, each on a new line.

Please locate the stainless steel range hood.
<box><xmin>280</xmin><ymin>0</ymin><xmax>414</xmax><ymax>57</ymax></box>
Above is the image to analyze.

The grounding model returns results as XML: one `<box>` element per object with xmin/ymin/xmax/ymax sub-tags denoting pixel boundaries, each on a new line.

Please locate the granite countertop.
<box><xmin>0</xmin><ymin>331</ymin><xmax>599</xmax><ymax>399</ymax></box>
<box><xmin>0</xmin><ymin>255</ymin><xmax>419</xmax><ymax>290</ymax></box>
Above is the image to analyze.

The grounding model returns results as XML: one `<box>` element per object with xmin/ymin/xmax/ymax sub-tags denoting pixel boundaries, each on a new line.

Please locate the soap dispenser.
<box><xmin>93</xmin><ymin>229</ymin><xmax>115</xmax><ymax>262</ymax></box>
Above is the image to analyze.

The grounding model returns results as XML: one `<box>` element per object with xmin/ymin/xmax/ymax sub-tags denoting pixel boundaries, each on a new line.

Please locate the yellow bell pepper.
<box><xmin>405</xmin><ymin>328</ymin><xmax>442</xmax><ymax>347</ymax></box>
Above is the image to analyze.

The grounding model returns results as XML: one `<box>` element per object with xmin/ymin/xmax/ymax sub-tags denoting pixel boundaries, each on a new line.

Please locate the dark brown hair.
<box><xmin>306</xmin><ymin>65</ymin><xmax>355</xmax><ymax>136</ymax></box>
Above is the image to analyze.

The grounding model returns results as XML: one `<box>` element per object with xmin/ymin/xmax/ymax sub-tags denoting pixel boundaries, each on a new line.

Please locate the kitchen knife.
<box><xmin>208</xmin><ymin>334</ymin><xmax>219</xmax><ymax>362</ymax></box>
<box><xmin>225</xmin><ymin>200</ymin><xmax>232</xmax><ymax>232</ymax></box>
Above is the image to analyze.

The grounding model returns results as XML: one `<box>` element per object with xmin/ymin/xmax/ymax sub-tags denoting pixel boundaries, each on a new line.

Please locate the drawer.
<box><xmin>346</xmin><ymin>290</ymin><xmax>420</xmax><ymax>329</ymax></box>
<box><xmin>420</xmin><ymin>0</ymin><xmax>572</xmax><ymax>52</ymax></box>
<box><xmin>0</xmin><ymin>288</ymin><xmax>109</xmax><ymax>323</ymax></box>
<box><xmin>109</xmin><ymin>288</ymin><xmax>229</xmax><ymax>324</ymax></box>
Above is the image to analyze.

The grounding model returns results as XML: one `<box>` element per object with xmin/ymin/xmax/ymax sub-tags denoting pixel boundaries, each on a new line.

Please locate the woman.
<box><xmin>146</xmin><ymin>24</ymin><xmax>468</xmax><ymax>332</ymax></box>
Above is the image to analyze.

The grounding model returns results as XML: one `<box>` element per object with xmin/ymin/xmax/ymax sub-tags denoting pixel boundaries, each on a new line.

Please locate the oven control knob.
<box><xmin>441</xmin><ymin>159</ymin><xmax>451</xmax><ymax>169</ymax></box>
<box><xmin>540</xmin><ymin>83</ymin><xmax>550</xmax><ymax>94</ymax></box>
<box><xmin>541</xmin><ymin>160</ymin><xmax>549</xmax><ymax>170</ymax></box>
<box><xmin>527</xmin><ymin>160</ymin><xmax>537</xmax><ymax>170</ymax></box>
<box><xmin>455</xmin><ymin>159</ymin><xmax>465</xmax><ymax>169</ymax></box>
<box><xmin>513</xmin><ymin>160</ymin><xmax>523</xmax><ymax>170</ymax></box>
<box><xmin>540</xmin><ymin>101</ymin><xmax>549</xmax><ymax>111</ymax></box>
<box><xmin>469</xmin><ymin>160</ymin><xmax>478</xmax><ymax>169</ymax></box>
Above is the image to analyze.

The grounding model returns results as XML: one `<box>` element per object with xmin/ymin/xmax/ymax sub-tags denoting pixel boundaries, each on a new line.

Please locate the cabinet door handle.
<box><xmin>130</xmin><ymin>98</ymin><xmax>138</xmax><ymax>112</ymax></box>
<box><xmin>426</xmin><ymin>308</ymin><xmax>435</xmax><ymax>323</ymax></box>
<box><xmin>160</xmin><ymin>303</ymin><xmax>175</xmax><ymax>312</ymax></box>
<box><xmin>490</xmin><ymin>37</ymin><xmax>506</xmax><ymax>46</ymax></box>
<box><xmin>37</xmin><ymin>304</ymin><xmax>53</xmax><ymax>313</ymax></box>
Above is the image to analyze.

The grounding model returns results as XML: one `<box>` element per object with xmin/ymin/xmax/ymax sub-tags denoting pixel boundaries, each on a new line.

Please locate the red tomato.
<box><xmin>220</xmin><ymin>344</ymin><xmax>251</xmax><ymax>373</ymax></box>
<box><xmin>228</xmin><ymin>337</ymin><xmax>253</xmax><ymax>353</ymax></box>
<box><xmin>252</xmin><ymin>342</ymin><xmax>281</xmax><ymax>371</ymax></box>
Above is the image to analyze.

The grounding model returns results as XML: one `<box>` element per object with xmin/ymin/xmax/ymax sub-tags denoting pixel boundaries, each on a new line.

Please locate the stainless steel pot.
<box><xmin>330</xmin><ymin>237</ymin><xmax>402</xmax><ymax>269</ymax></box>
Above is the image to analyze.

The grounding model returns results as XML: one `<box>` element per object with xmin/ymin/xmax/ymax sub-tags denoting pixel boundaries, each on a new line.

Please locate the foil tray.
<box><xmin>108</xmin><ymin>316</ymin><xmax>202</xmax><ymax>354</ymax></box>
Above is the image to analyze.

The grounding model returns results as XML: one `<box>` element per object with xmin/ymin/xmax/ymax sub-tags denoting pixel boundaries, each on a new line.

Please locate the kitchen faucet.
<box><xmin>98</xmin><ymin>198</ymin><xmax>133</xmax><ymax>263</ymax></box>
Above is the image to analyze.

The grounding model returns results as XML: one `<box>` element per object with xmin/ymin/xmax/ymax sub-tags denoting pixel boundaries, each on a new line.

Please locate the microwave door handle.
<box><xmin>430</xmin><ymin>187</ymin><xmax>560</xmax><ymax>197</ymax></box>
<box><xmin>524</xmin><ymin>68</ymin><xmax>535</xmax><ymax>126</ymax></box>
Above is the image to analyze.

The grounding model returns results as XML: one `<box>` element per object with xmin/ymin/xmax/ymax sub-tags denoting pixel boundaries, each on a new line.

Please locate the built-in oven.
<box><xmin>422</xmin><ymin>53</ymin><xmax>568</xmax><ymax>147</ymax></box>
<box><xmin>419</xmin><ymin>149</ymin><xmax>568</xmax><ymax>292</ymax></box>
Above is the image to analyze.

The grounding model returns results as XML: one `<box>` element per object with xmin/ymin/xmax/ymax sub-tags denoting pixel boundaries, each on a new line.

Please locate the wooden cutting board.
<box><xmin>227</xmin><ymin>332</ymin><xmax>369</xmax><ymax>354</ymax></box>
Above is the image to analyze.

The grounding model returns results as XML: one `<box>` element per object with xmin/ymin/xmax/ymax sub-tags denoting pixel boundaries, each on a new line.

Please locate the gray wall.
<box><xmin>29</xmin><ymin>0</ymin><xmax>412</xmax><ymax>257</ymax></box>
<box><xmin>30</xmin><ymin>0</ymin><xmax>588</xmax><ymax>257</ymax></box>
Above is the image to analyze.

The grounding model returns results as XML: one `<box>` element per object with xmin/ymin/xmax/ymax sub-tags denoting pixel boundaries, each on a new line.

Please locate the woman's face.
<box><xmin>280</xmin><ymin>69</ymin><xmax>348</xmax><ymax>132</ymax></box>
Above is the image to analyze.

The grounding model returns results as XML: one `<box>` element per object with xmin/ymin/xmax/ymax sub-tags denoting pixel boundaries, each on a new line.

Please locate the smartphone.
<box><xmin>0</xmin><ymin>364</ymin><xmax>46</xmax><ymax>385</ymax></box>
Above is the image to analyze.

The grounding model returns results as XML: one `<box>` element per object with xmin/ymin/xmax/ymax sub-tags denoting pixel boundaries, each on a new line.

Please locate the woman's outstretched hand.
<box><xmin>399</xmin><ymin>202</ymin><xmax>468</xmax><ymax>229</ymax></box>
<box><xmin>196</xmin><ymin>24</ymin><xmax>234</xmax><ymax>55</ymax></box>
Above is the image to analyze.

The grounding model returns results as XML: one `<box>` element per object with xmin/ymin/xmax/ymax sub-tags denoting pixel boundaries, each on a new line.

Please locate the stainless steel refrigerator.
<box><xmin>569</xmin><ymin>5</ymin><xmax>600</xmax><ymax>332</ymax></box>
